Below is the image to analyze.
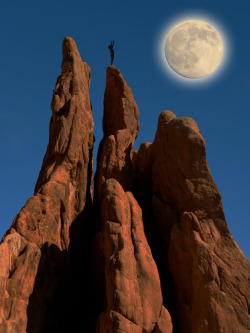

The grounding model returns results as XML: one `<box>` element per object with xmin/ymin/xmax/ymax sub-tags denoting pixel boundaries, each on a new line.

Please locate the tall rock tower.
<box><xmin>0</xmin><ymin>37</ymin><xmax>249</xmax><ymax>333</ymax></box>
<box><xmin>0</xmin><ymin>37</ymin><xmax>94</xmax><ymax>332</ymax></box>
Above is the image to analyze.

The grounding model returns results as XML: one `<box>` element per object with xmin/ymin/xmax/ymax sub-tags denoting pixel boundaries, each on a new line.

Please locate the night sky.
<box><xmin>0</xmin><ymin>1</ymin><xmax>249</xmax><ymax>259</ymax></box>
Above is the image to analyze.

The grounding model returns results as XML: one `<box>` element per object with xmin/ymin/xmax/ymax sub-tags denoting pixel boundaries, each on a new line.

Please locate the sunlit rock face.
<box><xmin>0</xmin><ymin>37</ymin><xmax>95</xmax><ymax>332</ymax></box>
<box><xmin>95</xmin><ymin>67</ymin><xmax>172</xmax><ymax>333</ymax></box>
<box><xmin>135</xmin><ymin>110</ymin><xmax>250</xmax><ymax>333</ymax></box>
<box><xmin>0</xmin><ymin>37</ymin><xmax>249</xmax><ymax>333</ymax></box>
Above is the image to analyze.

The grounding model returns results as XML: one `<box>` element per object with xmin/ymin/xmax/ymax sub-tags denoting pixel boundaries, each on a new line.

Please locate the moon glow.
<box><xmin>165</xmin><ymin>20</ymin><xmax>224</xmax><ymax>79</ymax></box>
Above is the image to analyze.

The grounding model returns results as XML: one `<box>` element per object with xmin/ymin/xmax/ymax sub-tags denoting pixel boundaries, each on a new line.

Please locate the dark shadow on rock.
<box><xmin>133</xmin><ymin>182</ymin><xmax>180</xmax><ymax>333</ymax></box>
<box><xmin>27</xmin><ymin>242</ymin><xmax>69</xmax><ymax>333</ymax></box>
<box><xmin>26</xmin><ymin>201</ymin><xmax>96</xmax><ymax>333</ymax></box>
<box><xmin>27</xmin><ymin>147</ymin><xmax>97</xmax><ymax>332</ymax></box>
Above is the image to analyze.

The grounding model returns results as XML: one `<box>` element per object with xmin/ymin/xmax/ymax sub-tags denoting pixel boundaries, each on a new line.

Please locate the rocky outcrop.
<box><xmin>133</xmin><ymin>110</ymin><xmax>250</xmax><ymax>333</ymax></box>
<box><xmin>96</xmin><ymin>179</ymin><xmax>172</xmax><ymax>333</ymax></box>
<box><xmin>0</xmin><ymin>37</ymin><xmax>94</xmax><ymax>332</ymax></box>
<box><xmin>159</xmin><ymin>114</ymin><xmax>250</xmax><ymax>333</ymax></box>
<box><xmin>95</xmin><ymin>67</ymin><xmax>172</xmax><ymax>333</ymax></box>
<box><xmin>0</xmin><ymin>37</ymin><xmax>249</xmax><ymax>333</ymax></box>
<box><xmin>95</xmin><ymin>66</ymin><xmax>140</xmax><ymax>201</ymax></box>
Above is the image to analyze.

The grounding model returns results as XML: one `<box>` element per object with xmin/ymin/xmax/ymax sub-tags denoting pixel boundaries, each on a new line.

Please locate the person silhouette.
<box><xmin>108</xmin><ymin>40</ymin><xmax>114</xmax><ymax>65</ymax></box>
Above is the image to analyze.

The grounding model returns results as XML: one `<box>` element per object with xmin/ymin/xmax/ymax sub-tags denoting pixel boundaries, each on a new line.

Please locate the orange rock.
<box><xmin>150</xmin><ymin>110</ymin><xmax>250</xmax><ymax>333</ymax></box>
<box><xmin>133</xmin><ymin>110</ymin><xmax>250</xmax><ymax>332</ymax></box>
<box><xmin>0</xmin><ymin>36</ymin><xmax>249</xmax><ymax>333</ymax></box>
<box><xmin>95</xmin><ymin>66</ymin><xmax>140</xmax><ymax>203</ymax></box>
<box><xmin>103</xmin><ymin>66</ymin><xmax>140</xmax><ymax>139</ymax></box>
<box><xmin>97</xmin><ymin>179</ymin><xmax>172</xmax><ymax>333</ymax></box>
<box><xmin>0</xmin><ymin>37</ymin><xmax>94</xmax><ymax>332</ymax></box>
<box><xmin>169</xmin><ymin>211</ymin><xmax>250</xmax><ymax>333</ymax></box>
<box><xmin>95</xmin><ymin>68</ymin><xmax>172</xmax><ymax>332</ymax></box>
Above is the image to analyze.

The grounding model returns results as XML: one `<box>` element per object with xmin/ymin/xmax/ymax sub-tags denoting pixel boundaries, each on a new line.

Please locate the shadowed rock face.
<box><xmin>0</xmin><ymin>37</ymin><xmax>249</xmax><ymax>333</ymax></box>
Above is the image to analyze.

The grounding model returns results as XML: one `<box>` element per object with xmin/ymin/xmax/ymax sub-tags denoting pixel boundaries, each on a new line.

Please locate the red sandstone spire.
<box><xmin>0</xmin><ymin>37</ymin><xmax>249</xmax><ymax>333</ymax></box>
<box><xmin>0</xmin><ymin>36</ymin><xmax>94</xmax><ymax>332</ymax></box>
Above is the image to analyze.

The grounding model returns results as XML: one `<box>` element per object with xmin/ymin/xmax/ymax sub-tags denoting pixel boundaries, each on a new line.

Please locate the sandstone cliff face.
<box><xmin>0</xmin><ymin>37</ymin><xmax>249</xmax><ymax>333</ymax></box>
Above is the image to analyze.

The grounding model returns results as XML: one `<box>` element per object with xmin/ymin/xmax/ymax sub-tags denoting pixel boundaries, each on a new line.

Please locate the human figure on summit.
<box><xmin>108</xmin><ymin>40</ymin><xmax>114</xmax><ymax>65</ymax></box>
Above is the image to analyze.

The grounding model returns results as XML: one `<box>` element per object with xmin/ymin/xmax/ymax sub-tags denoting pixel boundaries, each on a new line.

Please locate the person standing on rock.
<box><xmin>108</xmin><ymin>40</ymin><xmax>114</xmax><ymax>65</ymax></box>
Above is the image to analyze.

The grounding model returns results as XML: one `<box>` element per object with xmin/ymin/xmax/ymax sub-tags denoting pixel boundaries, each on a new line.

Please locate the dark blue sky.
<box><xmin>1</xmin><ymin>1</ymin><xmax>249</xmax><ymax>259</ymax></box>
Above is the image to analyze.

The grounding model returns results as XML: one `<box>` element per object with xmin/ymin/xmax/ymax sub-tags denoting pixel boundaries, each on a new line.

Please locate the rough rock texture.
<box><xmin>133</xmin><ymin>110</ymin><xmax>250</xmax><ymax>333</ymax></box>
<box><xmin>0</xmin><ymin>37</ymin><xmax>94</xmax><ymax>332</ymax></box>
<box><xmin>95</xmin><ymin>67</ymin><xmax>172</xmax><ymax>333</ymax></box>
<box><xmin>96</xmin><ymin>180</ymin><xmax>172</xmax><ymax>333</ymax></box>
<box><xmin>0</xmin><ymin>37</ymin><xmax>249</xmax><ymax>333</ymax></box>
<box><xmin>103</xmin><ymin>66</ymin><xmax>140</xmax><ymax>139</ymax></box>
<box><xmin>95</xmin><ymin>66</ymin><xmax>140</xmax><ymax>202</ymax></box>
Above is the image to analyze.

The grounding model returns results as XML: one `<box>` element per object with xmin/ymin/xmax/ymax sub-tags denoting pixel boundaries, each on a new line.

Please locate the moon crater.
<box><xmin>165</xmin><ymin>20</ymin><xmax>224</xmax><ymax>79</ymax></box>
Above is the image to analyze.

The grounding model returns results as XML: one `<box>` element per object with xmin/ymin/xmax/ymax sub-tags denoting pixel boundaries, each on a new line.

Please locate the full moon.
<box><xmin>165</xmin><ymin>20</ymin><xmax>224</xmax><ymax>79</ymax></box>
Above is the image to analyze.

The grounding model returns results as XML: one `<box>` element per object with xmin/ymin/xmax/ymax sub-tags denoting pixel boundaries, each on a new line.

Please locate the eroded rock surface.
<box><xmin>133</xmin><ymin>110</ymin><xmax>250</xmax><ymax>333</ymax></box>
<box><xmin>95</xmin><ymin>67</ymin><xmax>172</xmax><ymax>333</ymax></box>
<box><xmin>0</xmin><ymin>37</ymin><xmax>94</xmax><ymax>332</ymax></box>
<box><xmin>97</xmin><ymin>179</ymin><xmax>172</xmax><ymax>333</ymax></box>
<box><xmin>95</xmin><ymin>66</ymin><xmax>140</xmax><ymax>201</ymax></box>
<box><xmin>0</xmin><ymin>37</ymin><xmax>249</xmax><ymax>333</ymax></box>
